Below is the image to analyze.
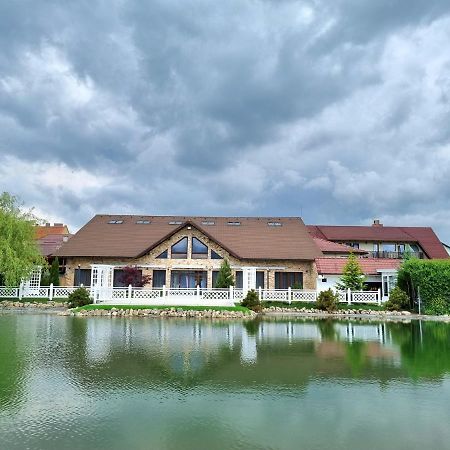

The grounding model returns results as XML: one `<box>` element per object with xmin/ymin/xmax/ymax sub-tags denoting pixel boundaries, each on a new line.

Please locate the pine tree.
<box><xmin>214</xmin><ymin>259</ymin><xmax>235</xmax><ymax>288</ymax></box>
<box><xmin>50</xmin><ymin>258</ymin><xmax>60</xmax><ymax>286</ymax></box>
<box><xmin>336</xmin><ymin>253</ymin><xmax>366</xmax><ymax>291</ymax></box>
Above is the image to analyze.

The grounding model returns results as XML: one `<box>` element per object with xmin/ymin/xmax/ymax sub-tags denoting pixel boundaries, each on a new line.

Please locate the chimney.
<box><xmin>372</xmin><ymin>219</ymin><xmax>383</xmax><ymax>227</ymax></box>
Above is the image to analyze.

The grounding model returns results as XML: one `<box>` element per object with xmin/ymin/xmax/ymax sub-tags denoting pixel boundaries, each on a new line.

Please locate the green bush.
<box><xmin>425</xmin><ymin>296</ymin><xmax>449</xmax><ymax>316</ymax></box>
<box><xmin>316</xmin><ymin>289</ymin><xmax>339</xmax><ymax>312</ymax></box>
<box><xmin>384</xmin><ymin>286</ymin><xmax>410</xmax><ymax>311</ymax></box>
<box><xmin>242</xmin><ymin>289</ymin><xmax>261</xmax><ymax>312</ymax></box>
<box><xmin>397</xmin><ymin>259</ymin><xmax>450</xmax><ymax>315</ymax></box>
<box><xmin>68</xmin><ymin>287</ymin><xmax>92</xmax><ymax>308</ymax></box>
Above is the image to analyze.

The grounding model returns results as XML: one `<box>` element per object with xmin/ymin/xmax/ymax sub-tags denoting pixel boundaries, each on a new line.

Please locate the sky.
<box><xmin>1</xmin><ymin>0</ymin><xmax>450</xmax><ymax>241</ymax></box>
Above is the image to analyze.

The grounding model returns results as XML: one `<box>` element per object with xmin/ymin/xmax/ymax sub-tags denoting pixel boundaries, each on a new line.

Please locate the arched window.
<box><xmin>171</xmin><ymin>237</ymin><xmax>188</xmax><ymax>259</ymax></box>
<box><xmin>192</xmin><ymin>237</ymin><xmax>208</xmax><ymax>259</ymax></box>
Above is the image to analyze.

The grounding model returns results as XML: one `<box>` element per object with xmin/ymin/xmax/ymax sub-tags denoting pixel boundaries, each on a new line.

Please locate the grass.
<box><xmin>262</xmin><ymin>301</ymin><xmax>384</xmax><ymax>311</ymax></box>
<box><xmin>72</xmin><ymin>304</ymin><xmax>252</xmax><ymax>314</ymax></box>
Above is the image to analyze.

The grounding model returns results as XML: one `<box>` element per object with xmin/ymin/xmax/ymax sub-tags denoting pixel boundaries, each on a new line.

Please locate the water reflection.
<box><xmin>1</xmin><ymin>315</ymin><xmax>450</xmax><ymax>450</ymax></box>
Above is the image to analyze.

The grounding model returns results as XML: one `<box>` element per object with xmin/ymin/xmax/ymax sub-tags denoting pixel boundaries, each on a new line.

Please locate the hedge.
<box><xmin>397</xmin><ymin>259</ymin><xmax>450</xmax><ymax>315</ymax></box>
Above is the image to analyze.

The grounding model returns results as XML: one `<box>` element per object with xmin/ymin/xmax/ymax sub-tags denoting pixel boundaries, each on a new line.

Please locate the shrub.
<box><xmin>425</xmin><ymin>296</ymin><xmax>449</xmax><ymax>316</ymax></box>
<box><xmin>384</xmin><ymin>286</ymin><xmax>410</xmax><ymax>311</ymax></box>
<box><xmin>316</xmin><ymin>289</ymin><xmax>339</xmax><ymax>312</ymax></box>
<box><xmin>214</xmin><ymin>259</ymin><xmax>234</xmax><ymax>288</ymax></box>
<box><xmin>242</xmin><ymin>289</ymin><xmax>261</xmax><ymax>312</ymax></box>
<box><xmin>68</xmin><ymin>287</ymin><xmax>92</xmax><ymax>308</ymax></box>
<box><xmin>397</xmin><ymin>259</ymin><xmax>450</xmax><ymax>315</ymax></box>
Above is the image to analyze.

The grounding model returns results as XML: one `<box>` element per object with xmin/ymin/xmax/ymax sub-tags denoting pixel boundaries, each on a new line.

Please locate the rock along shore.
<box><xmin>60</xmin><ymin>307</ymin><xmax>257</xmax><ymax>319</ymax></box>
<box><xmin>1</xmin><ymin>300</ymin><xmax>68</xmax><ymax>309</ymax></box>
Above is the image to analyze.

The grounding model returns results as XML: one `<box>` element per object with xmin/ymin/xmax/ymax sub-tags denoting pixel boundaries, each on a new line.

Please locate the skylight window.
<box><xmin>227</xmin><ymin>221</ymin><xmax>241</xmax><ymax>226</ymax></box>
<box><xmin>136</xmin><ymin>220</ymin><xmax>151</xmax><ymax>224</ymax></box>
<box><xmin>169</xmin><ymin>221</ymin><xmax>182</xmax><ymax>225</ymax></box>
<box><xmin>268</xmin><ymin>222</ymin><xmax>282</xmax><ymax>227</ymax></box>
<box><xmin>201</xmin><ymin>221</ymin><xmax>215</xmax><ymax>225</ymax></box>
<box><xmin>108</xmin><ymin>220</ymin><xmax>123</xmax><ymax>224</ymax></box>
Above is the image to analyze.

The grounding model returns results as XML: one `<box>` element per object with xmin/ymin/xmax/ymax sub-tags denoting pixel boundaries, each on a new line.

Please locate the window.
<box><xmin>397</xmin><ymin>244</ymin><xmax>405</xmax><ymax>253</ymax></box>
<box><xmin>136</xmin><ymin>220</ymin><xmax>150</xmax><ymax>224</ymax></box>
<box><xmin>171</xmin><ymin>270</ymin><xmax>206</xmax><ymax>288</ymax></box>
<box><xmin>267</xmin><ymin>222</ymin><xmax>282</xmax><ymax>227</ymax></box>
<box><xmin>192</xmin><ymin>237</ymin><xmax>208</xmax><ymax>259</ymax></box>
<box><xmin>74</xmin><ymin>269</ymin><xmax>91</xmax><ymax>286</ymax></box>
<box><xmin>345</xmin><ymin>242</ymin><xmax>360</xmax><ymax>249</ymax></box>
<box><xmin>211</xmin><ymin>250</ymin><xmax>223</xmax><ymax>260</ymax></box>
<box><xmin>256</xmin><ymin>271</ymin><xmax>264</xmax><ymax>288</ymax></box>
<box><xmin>152</xmin><ymin>270</ymin><xmax>166</xmax><ymax>288</ymax></box>
<box><xmin>156</xmin><ymin>250</ymin><xmax>168</xmax><ymax>259</ymax></box>
<box><xmin>227</xmin><ymin>221</ymin><xmax>241</xmax><ymax>226</ymax></box>
<box><xmin>212</xmin><ymin>270</ymin><xmax>219</xmax><ymax>288</ymax></box>
<box><xmin>373</xmin><ymin>243</ymin><xmax>380</xmax><ymax>252</ymax></box>
<box><xmin>235</xmin><ymin>271</ymin><xmax>243</xmax><ymax>288</ymax></box>
<box><xmin>108</xmin><ymin>220</ymin><xmax>123</xmax><ymax>224</ymax></box>
<box><xmin>169</xmin><ymin>221</ymin><xmax>182</xmax><ymax>225</ymax></box>
<box><xmin>113</xmin><ymin>269</ymin><xmax>143</xmax><ymax>287</ymax></box>
<box><xmin>201</xmin><ymin>221</ymin><xmax>215</xmax><ymax>226</ymax></box>
<box><xmin>171</xmin><ymin>237</ymin><xmax>188</xmax><ymax>258</ymax></box>
<box><xmin>382</xmin><ymin>243</ymin><xmax>396</xmax><ymax>252</ymax></box>
<box><xmin>275</xmin><ymin>272</ymin><xmax>303</xmax><ymax>289</ymax></box>
<box><xmin>321</xmin><ymin>278</ymin><xmax>328</xmax><ymax>283</ymax></box>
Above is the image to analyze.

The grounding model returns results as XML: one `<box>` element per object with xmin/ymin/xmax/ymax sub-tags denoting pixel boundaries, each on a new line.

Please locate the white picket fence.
<box><xmin>0</xmin><ymin>285</ymin><xmax>382</xmax><ymax>305</ymax></box>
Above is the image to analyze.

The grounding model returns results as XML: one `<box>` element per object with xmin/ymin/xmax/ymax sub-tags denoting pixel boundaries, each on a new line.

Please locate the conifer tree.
<box><xmin>336</xmin><ymin>253</ymin><xmax>366</xmax><ymax>291</ymax></box>
<box><xmin>50</xmin><ymin>258</ymin><xmax>60</xmax><ymax>286</ymax></box>
<box><xmin>214</xmin><ymin>259</ymin><xmax>235</xmax><ymax>288</ymax></box>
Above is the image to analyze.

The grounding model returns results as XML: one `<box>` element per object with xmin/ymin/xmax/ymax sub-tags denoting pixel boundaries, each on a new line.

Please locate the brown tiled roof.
<box><xmin>37</xmin><ymin>234</ymin><xmax>72</xmax><ymax>257</ymax></box>
<box><xmin>307</xmin><ymin>225</ymin><xmax>448</xmax><ymax>259</ymax></box>
<box><xmin>316</xmin><ymin>258</ymin><xmax>401</xmax><ymax>275</ymax></box>
<box><xmin>55</xmin><ymin>215</ymin><xmax>322</xmax><ymax>261</ymax></box>
<box><xmin>313</xmin><ymin>237</ymin><xmax>367</xmax><ymax>254</ymax></box>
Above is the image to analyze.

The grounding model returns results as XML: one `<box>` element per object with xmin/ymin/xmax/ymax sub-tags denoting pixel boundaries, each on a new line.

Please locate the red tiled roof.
<box><xmin>55</xmin><ymin>215</ymin><xmax>322</xmax><ymax>261</ymax></box>
<box><xmin>307</xmin><ymin>225</ymin><xmax>448</xmax><ymax>259</ymax></box>
<box><xmin>35</xmin><ymin>224</ymin><xmax>69</xmax><ymax>239</ymax></box>
<box><xmin>313</xmin><ymin>237</ymin><xmax>367</xmax><ymax>254</ymax></box>
<box><xmin>316</xmin><ymin>258</ymin><xmax>401</xmax><ymax>275</ymax></box>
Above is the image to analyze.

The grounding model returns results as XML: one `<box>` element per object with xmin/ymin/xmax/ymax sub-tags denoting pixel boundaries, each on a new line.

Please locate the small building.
<box><xmin>54</xmin><ymin>215</ymin><xmax>322</xmax><ymax>290</ymax></box>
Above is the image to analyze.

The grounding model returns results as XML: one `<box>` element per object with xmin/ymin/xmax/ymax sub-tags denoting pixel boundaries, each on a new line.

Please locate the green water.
<box><xmin>0</xmin><ymin>314</ymin><xmax>449</xmax><ymax>450</ymax></box>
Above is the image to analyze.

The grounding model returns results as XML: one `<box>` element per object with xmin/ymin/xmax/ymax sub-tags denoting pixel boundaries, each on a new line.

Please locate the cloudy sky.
<box><xmin>1</xmin><ymin>0</ymin><xmax>450</xmax><ymax>241</ymax></box>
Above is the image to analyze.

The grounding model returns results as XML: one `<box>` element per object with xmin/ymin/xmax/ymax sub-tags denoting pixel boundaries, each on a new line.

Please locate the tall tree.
<box><xmin>214</xmin><ymin>259</ymin><xmax>235</xmax><ymax>288</ymax></box>
<box><xmin>336</xmin><ymin>253</ymin><xmax>366</xmax><ymax>291</ymax></box>
<box><xmin>0</xmin><ymin>192</ymin><xmax>45</xmax><ymax>286</ymax></box>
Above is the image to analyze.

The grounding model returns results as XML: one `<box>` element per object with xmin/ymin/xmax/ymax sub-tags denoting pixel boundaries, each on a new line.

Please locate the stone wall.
<box><xmin>62</xmin><ymin>226</ymin><xmax>317</xmax><ymax>289</ymax></box>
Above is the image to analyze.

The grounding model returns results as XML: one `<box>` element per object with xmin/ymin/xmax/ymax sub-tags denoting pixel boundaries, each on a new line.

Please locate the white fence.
<box><xmin>0</xmin><ymin>285</ymin><xmax>382</xmax><ymax>305</ymax></box>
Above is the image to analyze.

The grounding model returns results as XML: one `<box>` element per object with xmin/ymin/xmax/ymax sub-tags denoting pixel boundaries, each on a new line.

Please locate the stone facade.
<box><xmin>62</xmin><ymin>226</ymin><xmax>317</xmax><ymax>289</ymax></box>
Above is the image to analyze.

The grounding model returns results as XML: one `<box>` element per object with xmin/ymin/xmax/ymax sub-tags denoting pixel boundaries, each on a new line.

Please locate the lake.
<box><xmin>0</xmin><ymin>313</ymin><xmax>449</xmax><ymax>450</ymax></box>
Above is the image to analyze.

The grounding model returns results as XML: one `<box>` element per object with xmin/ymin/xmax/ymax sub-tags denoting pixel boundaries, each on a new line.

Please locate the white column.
<box><xmin>128</xmin><ymin>284</ymin><xmax>132</xmax><ymax>301</ymax></box>
<box><xmin>347</xmin><ymin>288</ymin><xmax>352</xmax><ymax>305</ymax></box>
<box><xmin>49</xmin><ymin>283</ymin><xmax>54</xmax><ymax>301</ymax></box>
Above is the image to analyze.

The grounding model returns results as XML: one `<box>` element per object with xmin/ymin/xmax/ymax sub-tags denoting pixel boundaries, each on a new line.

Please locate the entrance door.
<box><xmin>171</xmin><ymin>270</ymin><xmax>207</xmax><ymax>288</ymax></box>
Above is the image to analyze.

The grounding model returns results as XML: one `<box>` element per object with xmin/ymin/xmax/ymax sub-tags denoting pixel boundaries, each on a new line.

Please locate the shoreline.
<box><xmin>1</xmin><ymin>300</ymin><xmax>450</xmax><ymax>322</ymax></box>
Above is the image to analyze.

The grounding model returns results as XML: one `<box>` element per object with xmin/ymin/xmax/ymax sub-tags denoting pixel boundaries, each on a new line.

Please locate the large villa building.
<box><xmin>54</xmin><ymin>215</ymin><xmax>449</xmax><ymax>299</ymax></box>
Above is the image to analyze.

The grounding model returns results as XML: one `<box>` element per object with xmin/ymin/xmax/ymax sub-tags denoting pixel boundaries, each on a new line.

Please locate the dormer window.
<box><xmin>201</xmin><ymin>221</ymin><xmax>215</xmax><ymax>226</ymax></box>
<box><xmin>108</xmin><ymin>220</ymin><xmax>123</xmax><ymax>224</ymax></box>
<box><xmin>169</xmin><ymin>221</ymin><xmax>182</xmax><ymax>225</ymax></box>
<box><xmin>268</xmin><ymin>221</ymin><xmax>282</xmax><ymax>227</ymax></box>
<box><xmin>227</xmin><ymin>221</ymin><xmax>241</xmax><ymax>226</ymax></box>
<box><xmin>136</xmin><ymin>220</ymin><xmax>151</xmax><ymax>224</ymax></box>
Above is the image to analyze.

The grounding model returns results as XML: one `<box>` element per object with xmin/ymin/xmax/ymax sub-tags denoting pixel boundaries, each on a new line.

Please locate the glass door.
<box><xmin>171</xmin><ymin>270</ymin><xmax>207</xmax><ymax>288</ymax></box>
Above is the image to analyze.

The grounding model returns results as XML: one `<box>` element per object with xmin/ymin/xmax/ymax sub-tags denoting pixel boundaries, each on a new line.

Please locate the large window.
<box><xmin>235</xmin><ymin>271</ymin><xmax>243</xmax><ymax>289</ymax></box>
<box><xmin>171</xmin><ymin>237</ymin><xmax>188</xmax><ymax>259</ymax></box>
<box><xmin>211</xmin><ymin>250</ymin><xmax>223</xmax><ymax>260</ymax></box>
<box><xmin>275</xmin><ymin>272</ymin><xmax>303</xmax><ymax>289</ymax></box>
<box><xmin>171</xmin><ymin>270</ymin><xmax>206</xmax><ymax>288</ymax></box>
<box><xmin>212</xmin><ymin>270</ymin><xmax>219</xmax><ymax>288</ymax></box>
<box><xmin>74</xmin><ymin>269</ymin><xmax>91</xmax><ymax>287</ymax></box>
<box><xmin>152</xmin><ymin>270</ymin><xmax>166</xmax><ymax>288</ymax></box>
<box><xmin>192</xmin><ymin>237</ymin><xmax>208</xmax><ymax>259</ymax></box>
<box><xmin>156</xmin><ymin>250</ymin><xmax>168</xmax><ymax>259</ymax></box>
<box><xmin>256</xmin><ymin>271</ymin><xmax>265</xmax><ymax>288</ymax></box>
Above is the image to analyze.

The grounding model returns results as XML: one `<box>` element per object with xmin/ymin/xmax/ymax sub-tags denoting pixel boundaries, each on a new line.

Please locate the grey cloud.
<box><xmin>1</xmin><ymin>0</ymin><xmax>450</xmax><ymax>242</ymax></box>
